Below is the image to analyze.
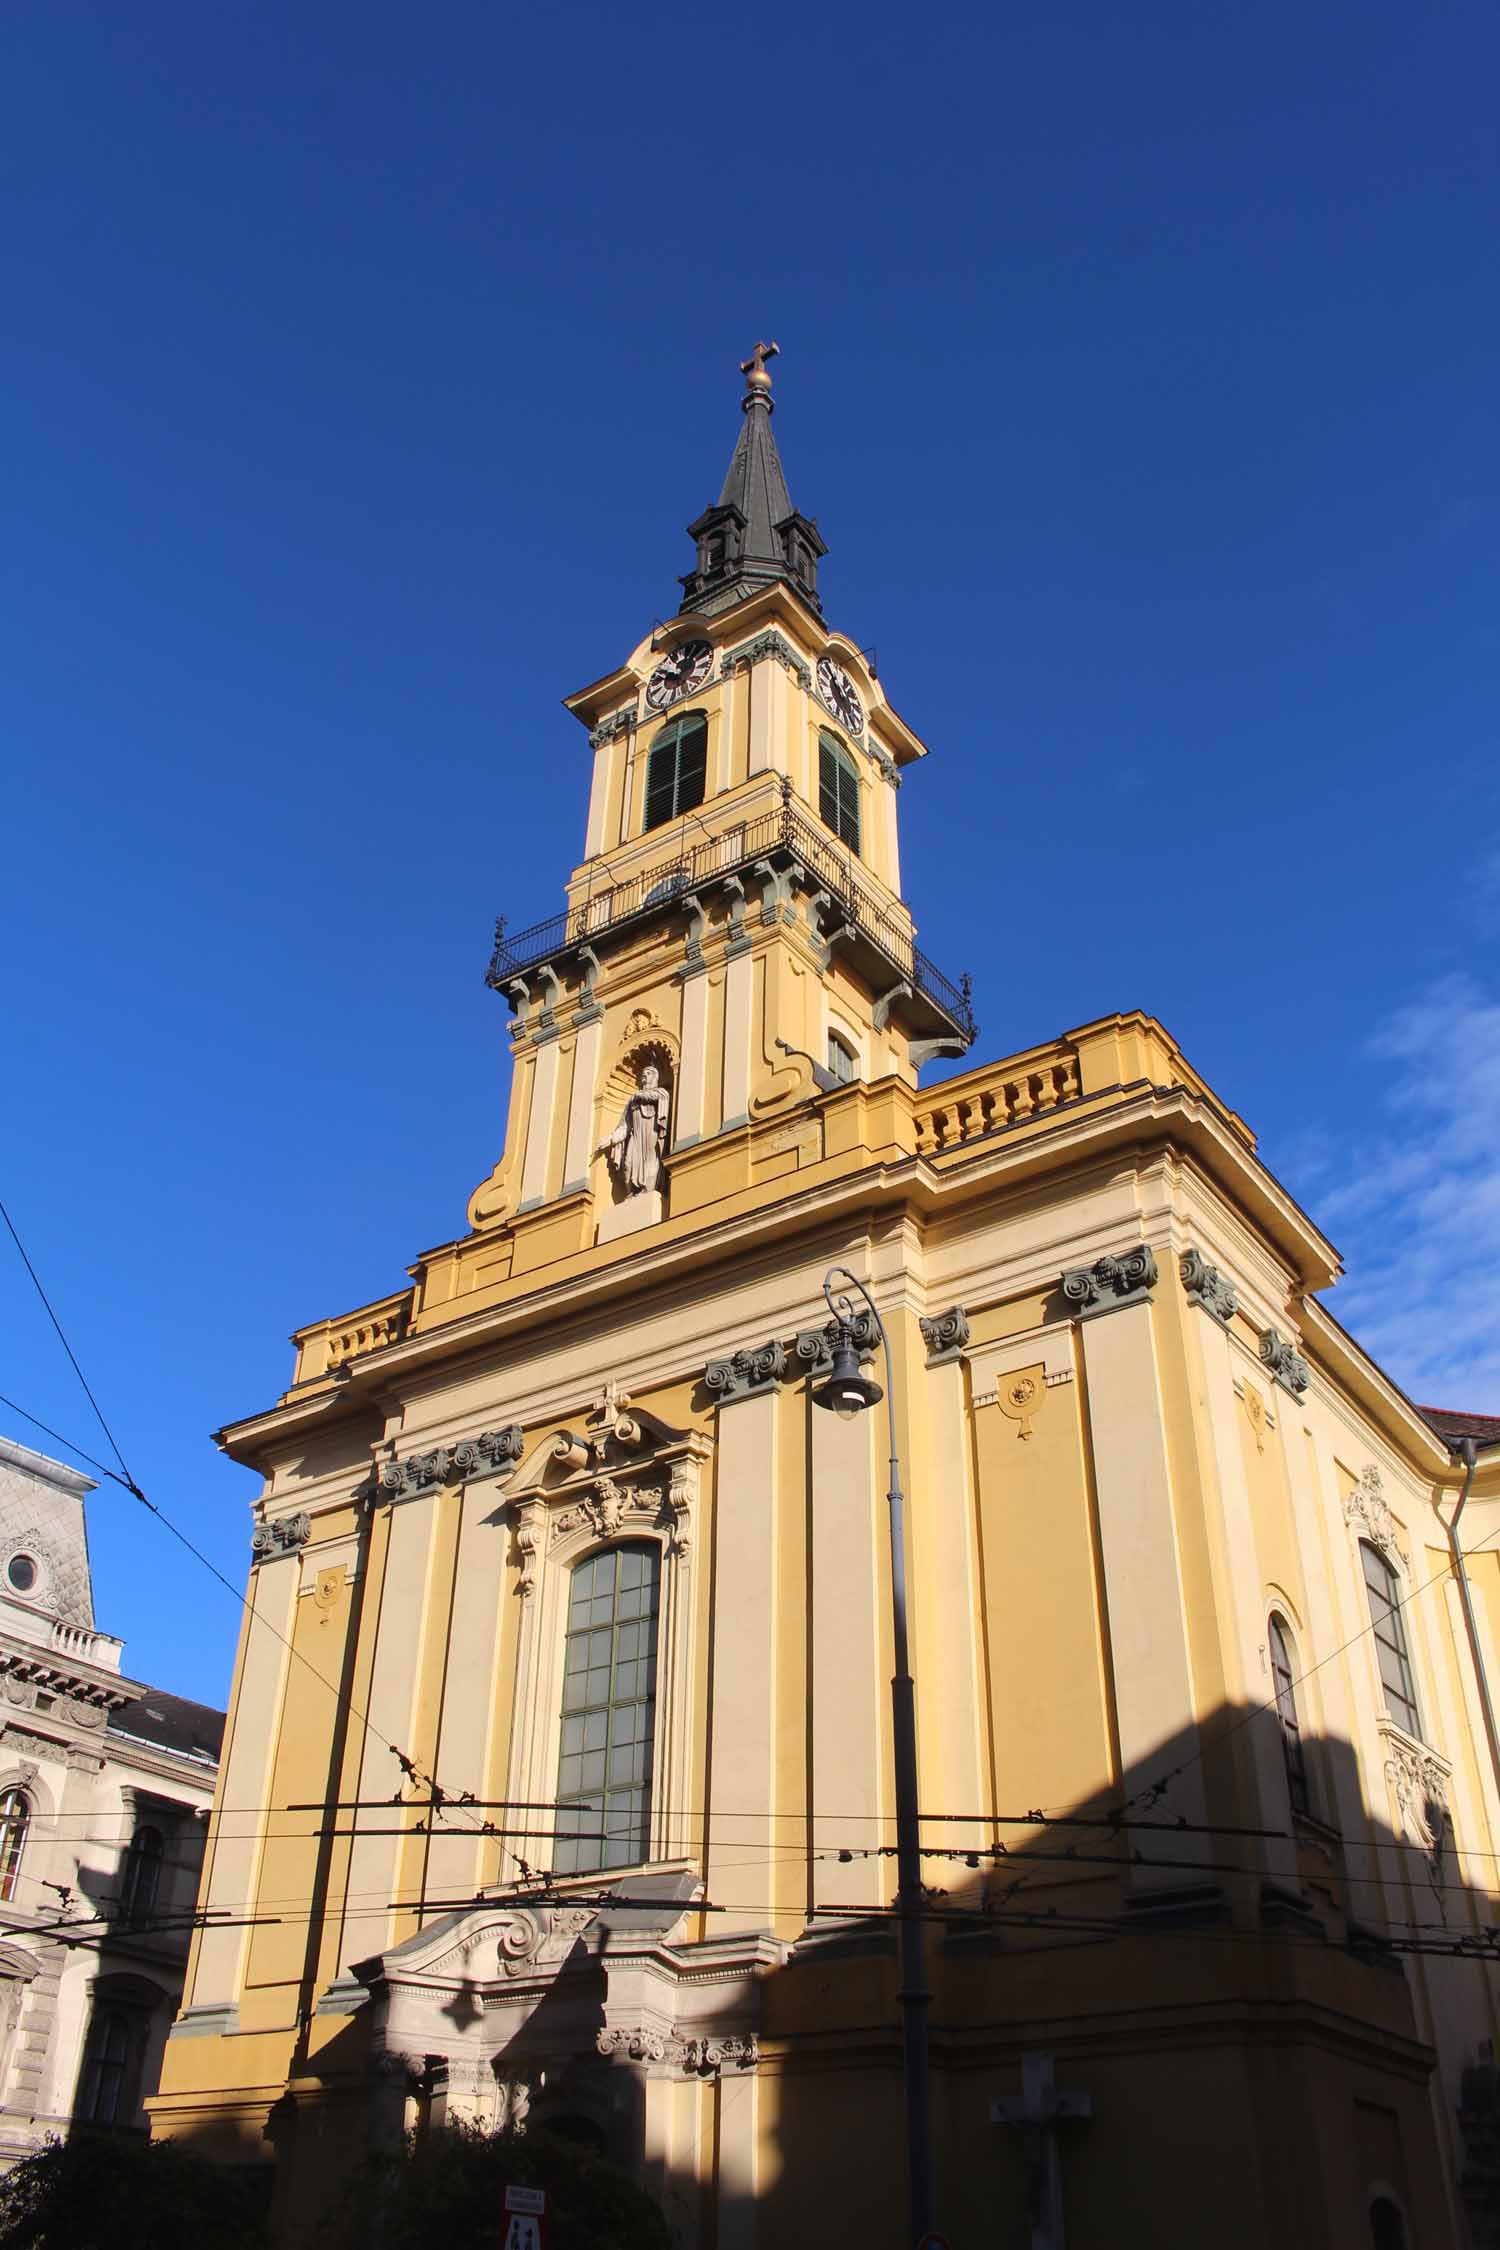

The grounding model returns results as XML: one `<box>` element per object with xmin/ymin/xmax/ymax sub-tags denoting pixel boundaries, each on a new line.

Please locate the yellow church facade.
<box><xmin>151</xmin><ymin>353</ymin><xmax>1500</xmax><ymax>2250</ymax></box>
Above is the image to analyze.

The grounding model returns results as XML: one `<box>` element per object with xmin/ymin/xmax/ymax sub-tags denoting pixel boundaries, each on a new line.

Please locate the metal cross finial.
<box><xmin>740</xmin><ymin>339</ymin><xmax>780</xmax><ymax>388</ymax></box>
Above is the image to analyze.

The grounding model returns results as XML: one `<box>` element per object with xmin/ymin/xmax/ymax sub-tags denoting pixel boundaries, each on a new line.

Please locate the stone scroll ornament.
<box><xmin>1061</xmin><ymin>1246</ymin><xmax>1158</xmax><ymax>1314</ymax></box>
<box><xmin>376</xmin><ymin>1426</ymin><xmax>524</xmax><ymax>1500</ymax></box>
<box><xmin>598</xmin><ymin>1065</ymin><xmax>671</xmax><ymax>1195</ymax></box>
<box><xmin>251</xmin><ymin>1512</ymin><xmax>311</xmax><ymax>1559</ymax></box>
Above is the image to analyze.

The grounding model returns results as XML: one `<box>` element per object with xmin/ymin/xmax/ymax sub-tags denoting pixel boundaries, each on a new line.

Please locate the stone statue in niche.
<box><xmin>598</xmin><ymin>1064</ymin><xmax>671</xmax><ymax>1196</ymax></box>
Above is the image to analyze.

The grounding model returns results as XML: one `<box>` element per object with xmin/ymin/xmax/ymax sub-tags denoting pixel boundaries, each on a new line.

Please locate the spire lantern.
<box><xmin>679</xmin><ymin>344</ymin><xmax>827</xmax><ymax>619</ymax></box>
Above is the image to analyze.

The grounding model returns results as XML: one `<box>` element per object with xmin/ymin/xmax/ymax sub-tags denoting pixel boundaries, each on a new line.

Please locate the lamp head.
<box><xmin>811</xmin><ymin>1323</ymin><xmax>883</xmax><ymax>1420</ymax></box>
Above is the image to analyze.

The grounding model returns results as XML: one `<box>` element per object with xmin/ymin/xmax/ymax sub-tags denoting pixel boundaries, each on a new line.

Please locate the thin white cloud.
<box><xmin>1291</xmin><ymin>976</ymin><xmax>1500</xmax><ymax>1410</ymax></box>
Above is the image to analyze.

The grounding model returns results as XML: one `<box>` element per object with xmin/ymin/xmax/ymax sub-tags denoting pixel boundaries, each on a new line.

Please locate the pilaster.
<box><xmin>705</xmin><ymin>1359</ymin><xmax>781</xmax><ymax>1930</ymax></box>
<box><xmin>1064</xmin><ymin>1247</ymin><xmax>1212</xmax><ymax>1885</ymax></box>
<box><xmin>184</xmin><ymin>1547</ymin><xmax>300</xmax><ymax>2020</ymax></box>
<box><xmin>809</xmin><ymin>1384</ymin><xmax>884</xmax><ymax>1909</ymax></box>
<box><xmin>561</xmin><ymin>1014</ymin><xmax>605</xmax><ymax>1195</ymax></box>
<box><xmin>517</xmin><ymin>1033</ymin><xmax>562</xmax><ymax>1211</ymax></box>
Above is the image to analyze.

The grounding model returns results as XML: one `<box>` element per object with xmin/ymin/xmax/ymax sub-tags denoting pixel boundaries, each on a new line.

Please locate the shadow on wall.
<box><xmin>147</xmin><ymin>1708</ymin><xmax>1500</xmax><ymax>2250</ymax></box>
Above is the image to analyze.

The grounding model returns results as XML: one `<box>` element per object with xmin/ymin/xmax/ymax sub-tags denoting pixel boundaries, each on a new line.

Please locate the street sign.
<box><xmin>502</xmin><ymin>2182</ymin><xmax>547</xmax><ymax>2249</ymax></box>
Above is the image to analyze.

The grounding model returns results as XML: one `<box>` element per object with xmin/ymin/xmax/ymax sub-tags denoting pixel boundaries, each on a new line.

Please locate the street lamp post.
<box><xmin>811</xmin><ymin>1265</ymin><xmax>934</xmax><ymax>2246</ymax></box>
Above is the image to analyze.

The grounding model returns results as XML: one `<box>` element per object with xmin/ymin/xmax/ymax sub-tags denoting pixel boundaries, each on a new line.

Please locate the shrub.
<box><xmin>0</xmin><ymin>2131</ymin><xmax>269</xmax><ymax>2250</ymax></box>
<box><xmin>323</xmin><ymin>2121</ymin><xmax>671</xmax><ymax>2250</ymax></box>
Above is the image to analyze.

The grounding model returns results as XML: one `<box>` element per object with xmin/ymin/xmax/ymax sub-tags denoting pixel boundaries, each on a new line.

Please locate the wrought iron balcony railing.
<box><xmin>485</xmin><ymin>792</ymin><xmax>975</xmax><ymax>1043</ymax></box>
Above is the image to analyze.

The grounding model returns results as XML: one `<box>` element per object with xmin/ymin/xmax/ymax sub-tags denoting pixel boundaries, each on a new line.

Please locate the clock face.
<box><xmin>817</xmin><ymin>655</ymin><xmax>865</xmax><ymax>735</ymax></box>
<box><xmin>645</xmin><ymin>639</ymin><xmax>713</xmax><ymax>712</ymax></box>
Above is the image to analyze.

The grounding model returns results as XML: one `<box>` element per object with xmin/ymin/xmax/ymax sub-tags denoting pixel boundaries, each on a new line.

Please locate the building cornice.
<box><xmin>217</xmin><ymin>1073</ymin><xmax>1351</xmax><ymax>1473</ymax></box>
<box><xmin>1295</xmin><ymin>1297</ymin><xmax>1453</xmax><ymax>1480</ymax></box>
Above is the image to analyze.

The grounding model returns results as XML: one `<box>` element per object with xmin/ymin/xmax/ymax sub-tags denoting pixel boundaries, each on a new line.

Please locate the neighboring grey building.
<box><xmin>0</xmin><ymin>1435</ymin><xmax>222</xmax><ymax>2161</ymax></box>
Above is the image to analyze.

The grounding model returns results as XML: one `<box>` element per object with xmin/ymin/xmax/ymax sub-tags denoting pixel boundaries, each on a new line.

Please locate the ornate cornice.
<box><xmin>251</xmin><ymin>1512</ymin><xmax>310</xmax><ymax>1560</ymax></box>
<box><xmin>919</xmin><ymin>1306</ymin><xmax>970</xmax><ymax>1363</ymax></box>
<box><xmin>372</xmin><ymin>1426</ymin><xmax>524</xmax><ymax>1503</ymax></box>
<box><xmin>1179</xmin><ymin>1248</ymin><xmax>1237</xmax><ymax>1325</ymax></box>
<box><xmin>1061</xmin><ymin>1246</ymin><xmax>1158</xmax><ymax>1319</ymax></box>
<box><xmin>1343</xmin><ymin>1463</ymin><xmax>1410</xmax><ymax>1573</ymax></box>
<box><xmin>1259</xmin><ymin>1328</ymin><xmax>1310</xmax><ymax>1399</ymax></box>
<box><xmin>597</xmin><ymin>2025</ymin><xmax>758</xmax><ymax>2076</ymax></box>
<box><xmin>704</xmin><ymin>1341</ymin><xmax>787</xmax><ymax>1403</ymax></box>
<box><xmin>719</xmin><ymin>630</ymin><xmax>812</xmax><ymax>692</ymax></box>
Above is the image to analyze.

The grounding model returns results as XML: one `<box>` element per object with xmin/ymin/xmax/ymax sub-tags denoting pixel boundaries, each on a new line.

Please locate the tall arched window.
<box><xmin>644</xmin><ymin>715</ymin><xmax>708</xmax><ymax>833</ymax></box>
<box><xmin>76</xmin><ymin>2005</ymin><xmax>134</xmax><ymax>2125</ymax></box>
<box><xmin>1268</xmin><ymin>1614</ymin><xmax>1309</xmax><ymax>1816</ymax></box>
<box><xmin>1361</xmin><ymin>1541</ymin><xmax>1421</xmax><ymax>1738</ymax></box>
<box><xmin>120</xmin><ymin>1825</ymin><xmax>164</xmax><ymax>1923</ymax></box>
<box><xmin>818</xmin><ymin>730</ymin><xmax>861</xmax><ymax>854</ymax></box>
<box><xmin>554</xmin><ymin>1543</ymin><xmax>660</xmax><ymax>1875</ymax></box>
<box><xmin>0</xmin><ymin>1792</ymin><xmax>29</xmax><ymax>1904</ymax></box>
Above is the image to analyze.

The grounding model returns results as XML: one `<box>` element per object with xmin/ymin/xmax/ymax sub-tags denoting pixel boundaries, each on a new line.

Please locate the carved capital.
<box><xmin>251</xmin><ymin>1511</ymin><xmax>311</xmax><ymax>1560</ymax></box>
<box><xmin>589</xmin><ymin>706</ymin><xmax>638</xmax><ymax>750</ymax></box>
<box><xmin>719</xmin><ymin>629</ymin><xmax>812</xmax><ymax>691</ymax></box>
<box><xmin>1258</xmin><ymin>1328</ymin><xmax>1310</xmax><ymax>1399</ymax></box>
<box><xmin>373</xmin><ymin>1425</ymin><xmax>524</xmax><ymax>1503</ymax></box>
<box><xmin>704</xmin><ymin>1340</ymin><xmax>787</xmax><ymax>1404</ymax></box>
<box><xmin>919</xmin><ymin>1305</ymin><xmax>970</xmax><ymax>1363</ymax></box>
<box><xmin>1061</xmin><ymin>1246</ymin><xmax>1158</xmax><ymax>1318</ymax></box>
<box><xmin>793</xmin><ymin>1310</ymin><xmax>878</xmax><ymax>1376</ymax></box>
<box><xmin>678</xmin><ymin>2033</ymin><xmax>760</xmax><ymax>2077</ymax></box>
<box><xmin>597</xmin><ymin>2024</ymin><xmax>676</xmax><ymax>2066</ymax></box>
<box><xmin>1343</xmin><ymin>1463</ymin><xmax>1410</xmax><ymax>1574</ymax></box>
<box><xmin>1179</xmin><ymin>1248</ymin><xmax>1238</xmax><ymax>1325</ymax></box>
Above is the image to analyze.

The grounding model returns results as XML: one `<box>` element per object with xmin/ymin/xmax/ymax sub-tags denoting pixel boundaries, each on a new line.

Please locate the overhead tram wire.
<box><xmin>0</xmin><ymin>1211</ymin><xmax>518</xmax><ymax>1882</ymax></box>
<box><xmin>6</xmin><ymin>1202</ymin><xmax>1490</xmax><ymax>1904</ymax></box>
<box><xmin>1051</xmin><ymin>1493</ymin><xmax>1500</xmax><ymax>1830</ymax></box>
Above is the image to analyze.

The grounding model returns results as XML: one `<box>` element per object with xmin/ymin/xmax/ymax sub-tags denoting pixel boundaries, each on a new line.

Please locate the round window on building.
<box><xmin>6</xmin><ymin>1556</ymin><xmax>38</xmax><ymax>1596</ymax></box>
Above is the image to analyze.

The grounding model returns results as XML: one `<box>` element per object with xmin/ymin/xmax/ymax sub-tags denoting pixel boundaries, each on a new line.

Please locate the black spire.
<box><xmin>679</xmin><ymin>344</ymin><xmax>826</xmax><ymax>618</ymax></box>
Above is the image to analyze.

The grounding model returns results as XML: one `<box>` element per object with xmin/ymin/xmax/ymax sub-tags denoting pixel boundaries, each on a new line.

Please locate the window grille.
<box><xmin>818</xmin><ymin>731</ymin><xmax>861</xmax><ymax>854</ymax></box>
<box><xmin>644</xmin><ymin>716</ymin><xmax>708</xmax><ymax>833</ymax></box>
<box><xmin>0</xmin><ymin>1792</ymin><xmax>29</xmax><ymax>1904</ymax></box>
<box><xmin>1361</xmin><ymin>1541</ymin><xmax>1421</xmax><ymax>1739</ymax></box>
<box><xmin>554</xmin><ymin>1543</ymin><xmax>660</xmax><ymax>1874</ymax></box>
<box><xmin>1268</xmin><ymin>1614</ymin><xmax>1309</xmax><ymax>1816</ymax></box>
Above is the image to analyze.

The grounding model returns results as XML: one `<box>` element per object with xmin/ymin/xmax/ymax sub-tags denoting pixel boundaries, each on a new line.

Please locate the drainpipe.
<box><xmin>1439</xmin><ymin>1438</ymin><xmax>1500</xmax><ymax>1813</ymax></box>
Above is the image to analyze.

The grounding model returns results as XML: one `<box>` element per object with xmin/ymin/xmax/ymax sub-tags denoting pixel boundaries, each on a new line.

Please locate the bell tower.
<box><xmin>467</xmin><ymin>349</ymin><xmax>974</xmax><ymax>1256</ymax></box>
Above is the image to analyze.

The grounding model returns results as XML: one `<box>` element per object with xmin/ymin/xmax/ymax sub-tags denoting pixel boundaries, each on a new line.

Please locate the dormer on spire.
<box><xmin>679</xmin><ymin>344</ymin><xmax>826</xmax><ymax>618</ymax></box>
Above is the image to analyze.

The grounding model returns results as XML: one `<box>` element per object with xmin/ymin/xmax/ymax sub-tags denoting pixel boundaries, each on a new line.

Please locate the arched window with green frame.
<box><xmin>818</xmin><ymin>729</ymin><xmax>861</xmax><ymax>854</ymax></box>
<box><xmin>644</xmin><ymin>714</ymin><xmax>708</xmax><ymax>833</ymax></box>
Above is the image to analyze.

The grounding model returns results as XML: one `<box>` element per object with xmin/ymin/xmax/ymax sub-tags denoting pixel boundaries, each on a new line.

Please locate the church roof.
<box><xmin>678</xmin><ymin>344</ymin><xmax>826</xmax><ymax>617</ymax></box>
<box><xmin>716</xmin><ymin>381</ymin><xmax>794</xmax><ymax>565</ymax></box>
<box><xmin>1418</xmin><ymin>1404</ymin><xmax>1500</xmax><ymax>1450</ymax></box>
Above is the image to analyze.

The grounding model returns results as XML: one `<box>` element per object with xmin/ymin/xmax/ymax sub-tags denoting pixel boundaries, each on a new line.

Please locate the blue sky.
<box><xmin>2</xmin><ymin>0</ymin><xmax>1495</xmax><ymax>1707</ymax></box>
